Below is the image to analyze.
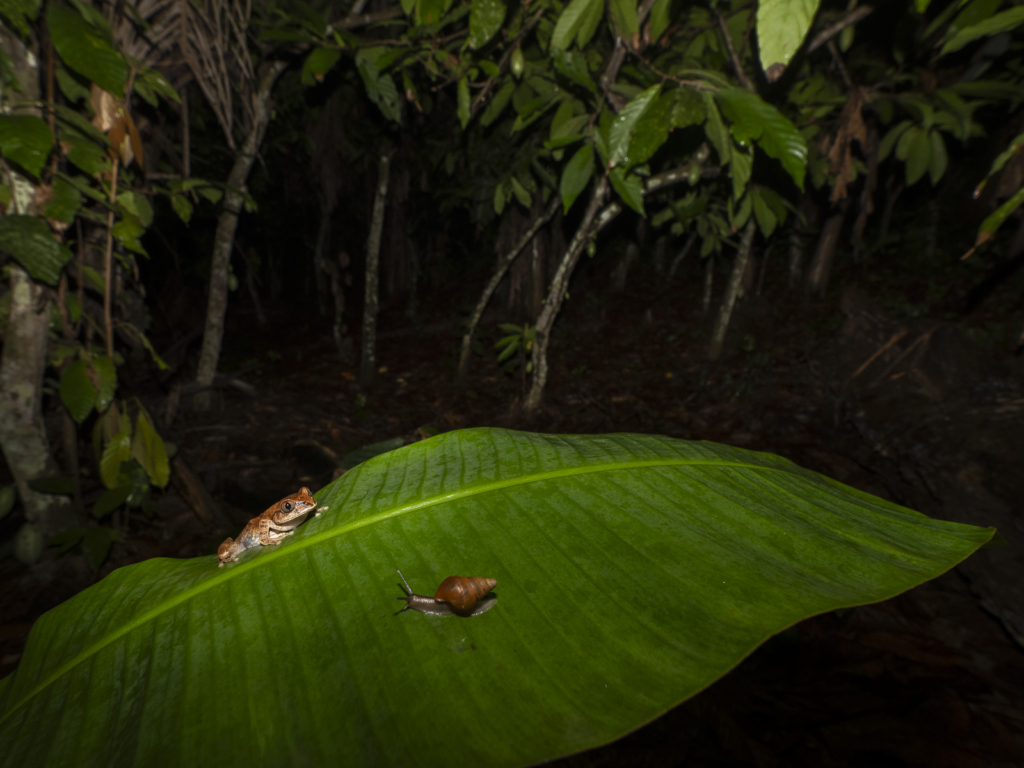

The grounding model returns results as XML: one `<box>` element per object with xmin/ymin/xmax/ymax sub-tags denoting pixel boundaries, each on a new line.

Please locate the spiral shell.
<box><xmin>394</xmin><ymin>570</ymin><xmax>498</xmax><ymax>617</ymax></box>
<box><xmin>434</xmin><ymin>576</ymin><xmax>498</xmax><ymax>611</ymax></box>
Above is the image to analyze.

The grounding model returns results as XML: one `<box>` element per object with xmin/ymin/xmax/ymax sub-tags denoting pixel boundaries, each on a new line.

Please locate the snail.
<box><xmin>394</xmin><ymin>570</ymin><xmax>498</xmax><ymax>617</ymax></box>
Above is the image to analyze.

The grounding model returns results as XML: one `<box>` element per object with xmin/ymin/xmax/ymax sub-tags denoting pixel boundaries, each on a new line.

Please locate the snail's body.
<box><xmin>394</xmin><ymin>571</ymin><xmax>498</xmax><ymax>617</ymax></box>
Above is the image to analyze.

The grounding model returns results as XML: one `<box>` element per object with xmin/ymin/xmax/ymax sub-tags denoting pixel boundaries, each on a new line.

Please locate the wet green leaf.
<box><xmin>609</xmin><ymin>166</ymin><xmax>644</xmax><ymax>215</ymax></box>
<box><xmin>100</xmin><ymin>428</ymin><xmax>131</xmax><ymax>490</ymax></box>
<box><xmin>469</xmin><ymin>0</ymin><xmax>505</xmax><ymax>49</ymax></box>
<box><xmin>609</xmin><ymin>85</ymin><xmax>660</xmax><ymax>167</ymax></box>
<box><xmin>905</xmin><ymin>128</ymin><xmax>931</xmax><ymax>186</ymax></box>
<box><xmin>43</xmin><ymin>176</ymin><xmax>82</xmax><ymax>223</ymax></box>
<box><xmin>60</xmin><ymin>359</ymin><xmax>97</xmax><ymax>423</ymax></box>
<box><xmin>941</xmin><ymin>6</ymin><xmax>1024</xmax><ymax>55</ymax></box>
<box><xmin>48</xmin><ymin>2</ymin><xmax>127</xmax><ymax>96</ymax></box>
<box><xmin>0</xmin><ymin>115</ymin><xmax>52</xmax><ymax>178</ymax></box>
<box><xmin>131</xmin><ymin>406</ymin><xmax>169</xmax><ymax>488</ymax></box>
<box><xmin>0</xmin><ymin>429</ymin><xmax>996</xmax><ymax>767</ymax></box>
<box><xmin>756</xmin><ymin>0</ymin><xmax>820</xmax><ymax>77</ymax></box>
<box><xmin>92</xmin><ymin>356</ymin><xmax>117</xmax><ymax>413</ymax></box>
<box><xmin>560</xmin><ymin>144</ymin><xmax>594</xmax><ymax>213</ymax></box>
<box><xmin>717</xmin><ymin>88</ymin><xmax>807</xmax><ymax>190</ymax></box>
<box><xmin>0</xmin><ymin>215</ymin><xmax>72</xmax><ymax>285</ymax></box>
<box><xmin>550</xmin><ymin>0</ymin><xmax>604</xmax><ymax>50</ymax></box>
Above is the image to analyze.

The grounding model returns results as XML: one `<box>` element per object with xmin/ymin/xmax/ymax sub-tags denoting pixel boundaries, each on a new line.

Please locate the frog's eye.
<box><xmin>284</xmin><ymin>502</ymin><xmax>292</xmax><ymax>511</ymax></box>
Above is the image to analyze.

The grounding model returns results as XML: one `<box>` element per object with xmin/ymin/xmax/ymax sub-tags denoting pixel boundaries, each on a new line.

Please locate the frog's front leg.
<box><xmin>259</xmin><ymin>517</ymin><xmax>296</xmax><ymax>545</ymax></box>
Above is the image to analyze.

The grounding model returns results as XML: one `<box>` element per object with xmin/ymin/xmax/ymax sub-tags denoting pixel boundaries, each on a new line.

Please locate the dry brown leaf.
<box><xmin>90</xmin><ymin>85</ymin><xmax>119</xmax><ymax>133</ymax></box>
<box><xmin>828</xmin><ymin>88</ymin><xmax>868</xmax><ymax>203</ymax></box>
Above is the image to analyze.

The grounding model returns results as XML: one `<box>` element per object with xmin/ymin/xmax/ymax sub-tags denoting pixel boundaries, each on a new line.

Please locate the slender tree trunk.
<box><xmin>702</xmin><ymin>255</ymin><xmax>715</xmax><ymax>314</ymax></box>
<box><xmin>877</xmin><ymin>175</ymin><xmax>903</xmax><ymax>248</ymax></box>
<box><xmin>851</xmin><ymin>127</ymin><xmax>879</xmax><ymax>262</ymax></box>
<box><xmin>806</xmin><ymin>200</ymin><xmax>850</xmax><ymax>297</ymax></box>
<box><xmin>194</xmin><ymin>61</ymin><xmax>287</xmax><ymax>410</ymax></box>
<box><xmin>924</xmin><ymin>197</ymin><xmax>939</xmax><ymax>262</ymax></box>
<box><xmin>708</xmin><ymin>221</ymin><xmax>756</xmax><ymax>360</ymax></box>
<box><xmin>0</xmin><ymin>268</ymin><xmax>79</xmax><ymax>538</ymax></box>
<box><xmin>787</xmin><ymin>226</ymin><xmax>805</xmax><ymax>289</ymax></box>
<box><xmin>524</xmin><ymin>179</ymin><xmax>611</xmax><ymax>418</ymax></box>
<box><xmin>360</xmin><ymin>151</ymin><xmax>392</xmax><ymax>388</ymax></box>
<box><xmin>456</xmin><ymin>195</ymin><xmax>559</xmax><ymax>384</ymax></box>
<box><xmin>612</xmin><ymin>242</ymin><xmax>638</xmax><ymax>292</ymax></box>
<box><xmin>669</xmin><ymin>231</ymin><xmax>697</xmax><ymax>279</ymax></box>
<box><xmin>314</xmin><ymin>194</ymin><xmax>332</xmax><ymax>316</ymax></box>
<box><xmin>0</xmin><ymin>24</ymin><xmax>79</xmax><ymax>545</ymax></box>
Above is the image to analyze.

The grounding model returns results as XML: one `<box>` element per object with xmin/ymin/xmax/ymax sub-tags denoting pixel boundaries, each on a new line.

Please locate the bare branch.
<box><xmin>715</xmin><ymin>6</ymin><xmax>756</xmax><ymax>93</ymax></box>
<box><xmin>808</xmin><ymin>6</ymin><xmax>874</xmax><ymax>54</ymax></box>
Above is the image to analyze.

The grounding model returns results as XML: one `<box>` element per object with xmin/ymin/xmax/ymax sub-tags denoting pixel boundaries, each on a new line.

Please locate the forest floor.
<box><xmin>2</xmin><ymin>261</ymin><xmax>1023</xmax><ymax>767</ymax></box>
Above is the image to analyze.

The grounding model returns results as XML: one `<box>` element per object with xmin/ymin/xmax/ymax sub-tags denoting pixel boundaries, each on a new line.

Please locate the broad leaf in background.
<box><xmin>355</xmin><ymin>49</ymin><xmax>402</xmax><ymax>123</ymax></box>
<box><xmin>610</xmin><ymin>166</ymin><xmax>645</xmax><ymax>215</ymax></box>
<box><xmin>43</xmin><ymin>176</ymin><xmax>84</xmax><ymax>223</ymax></box>
<box><xmin>550</xmin><ymin>0</ymin><xmax>604</xmax><ymax>51</ymax></box>
<box><xmin>756</xmin><ymin>0</ymin><xmax>820</xmax><ymax>80</ymax></box>
<box><xmin>469</xmin><ymin>0</ymin><xmax>506</xmax><ymax>49</ymax></box>
<box><xmin>0</xmin><ymin>215</ymin><xmax>72</xmax><ymax>285</ymax></box>
<box><xmin>940</xmin><ymin>6</ymin><xmax>1024</xmax><ymax>56</ymax></box>
<box><xmin>0</xmin><ymin>115</ymin><xmax>52</xmax><ymax>177</ymax></box>
<box><xmin>99</xmin><ymin>426</ymin><xmax>131</xmax><ymax>489</ymax></box>
<box><xmin>609</xmin><ymin>84</ymin><xmax>660</xmax><ymax>167</ymax></box>
<box><xmin>47</xmin><ymin>2</ymin><xmax>128</xmax><ymax>97</ymax></box>
<box><xmin>59</xmin><ymin>359</ymin><xmax>98</xmax><ymax>424</ymax></box>
<box><xmin>301</xmin><ymin>48</ymin><xmax>341</xmax><ymax>86</ymax></box>
<box><xmin>717</xmin><ymin>88</ymin><xmax>808</xmax><ymax>190</ymax></box>
<box><xmin>608</xmin><ymin>0</ymin><xmax>639</xmax><ymax>40</ymax></box>
<box><xmin>963</xmin><ymin>185</ymin><xmax>1024</xmax><ymax>259</ymax></box>
<box><xmin>130</xmin><ymin>407</ymin><xmax>169</xmax><ymax>488</ymax></box>
<box><xmin>92</xmin><ymin>356</ymin><xmax>118</xmax><ymax>412</ymax></box>
<box><xmin>648</xmin><ymin>0</ymin><xmax>672</xmax><ymax>43</ymax></box>
<box><xmin>0</xmin><ymin>429</ymin><xmax>994</xmax><ymax>768</ymax></box>
<box><xmin>560</xmin><ymin>143</ymin><xmax>594</xmax><ymax>213</ymax></box>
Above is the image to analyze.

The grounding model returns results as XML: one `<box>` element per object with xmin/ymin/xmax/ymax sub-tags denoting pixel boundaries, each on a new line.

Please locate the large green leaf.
<box><xmin>47</xmin><ymin>2</ymin><xmax>128</xmax><ymax>97</ymax></box>
<box><xmin>550</xmin><ymin>0</ymin><xmax>604</xmax><ymax>50</ymax></box>
<box><xmin>560</xmin><ymin>143</ymin><xmax>594</xmax><ymax>213</ymax></box>
<box><xmin>609</xmin><ymin>84</ymin><xmax>660</xmax><ymax>167</ymax></box>
<box><xmin>756</xmin><ymin>0</ymin><xmax>820</xmax><ymax>77</ymax></box>
<box><xmin>608</xmin><ymin>0</ymin><xmax>638</xmax><ymax>38</ymax></box>
<box><xmin>43</xmin><ymin>176</ymin><xmax>83</xmax><ymax>223</ymax></box>
<box><xmin>0</xmin><ymin>115</ymin><xmax>52</xmax><ymax>178</ymax></box>
<box><xmin>716</xmin><ymin>88</ymin><xmax>807</xmax><ymax>190</ymax></box>
<box><xmin>469</xmin><ymin>0</ymin><xmax>505</xmax><ymax>49</ymax></box>
<box><xmin>0</xmin><ymin>0</ymin><xmax>41</xmax><ymax>36</ymax></box>
<box><xmin>131</xmin><ymin>406</ymin><xmax>169</xmax><ymax>488</ymax></box>
<box><xmin>609</xmin><ymin>166</ymin><xmax>645</xmax><ymax>215</ymax></box>
<box><xmin>941</xmin><ymin>6</ymin><xmax>1024</xmax><ymax>56</ymax></box>
<box><xmin>59</xmin><ymin>359</ymin><xmax>97</xmax><ymax>424</ymax></box>
<box><xmin>0</xmin><ymin>429</ymin><xmax>993</xmax><ymax>767</ymax></box>
<box><xmin>0</xmin><ymin>214</ymin><xmax>72</xmax><ymax>285</ymax></box>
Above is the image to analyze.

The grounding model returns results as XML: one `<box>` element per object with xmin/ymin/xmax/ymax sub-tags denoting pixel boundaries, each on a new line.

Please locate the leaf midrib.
<box><xmin>0</xmin><ymin>457</ymin><xmax>780</xmax><ymax>725</ymax></box>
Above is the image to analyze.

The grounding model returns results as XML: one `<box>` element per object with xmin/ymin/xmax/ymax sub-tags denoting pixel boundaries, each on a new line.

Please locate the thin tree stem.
<box><xmin>104</xmin><ymin>157</ymin><xmax>120</xmax><ymax>359</ymax></box>
<box><xmin>457</xmin><ymin>195</ymin><xmax>559</xmax><ymax>384</ymax></box>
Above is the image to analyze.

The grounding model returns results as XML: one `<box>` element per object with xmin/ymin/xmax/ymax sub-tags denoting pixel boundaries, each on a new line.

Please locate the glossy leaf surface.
<box><xmin>0</xmin><ymin>115</ymin><xmax>52</xmax><ymax>178</ymax></box>
<box><xmin>47</xmin><ymin>3</ymin><xmax>128</xmax><ymax>97</ymax></box>
<box><xmin>0</xmin><ymin>429</ymin><xmax>994</xmax><ymax>767</ymax></box>
<box><xmin>717</xmin><ymin>88</ymin><xmax>807</xmax><ymax>190</ymax></box>
<box><xmin>756</xmin><ymin>0</ymin><xmax>820</xmax><ymax>76</ymax></box>
<box><xmin>0</xmin><ymin>215</ymin><xmax>72</xmax><ymax>285</ymax></box>
<box><xmin>469</xmin><ymin>0</ymin><xmax>506</xmax><ymax>49</ymax></box>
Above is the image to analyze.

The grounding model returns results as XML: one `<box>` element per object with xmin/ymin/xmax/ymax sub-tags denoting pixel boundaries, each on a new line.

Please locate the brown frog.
<box><xmin>217</xmin><ymin>487</ymin><xmax>326</xmax><ymax>566</ymax></box>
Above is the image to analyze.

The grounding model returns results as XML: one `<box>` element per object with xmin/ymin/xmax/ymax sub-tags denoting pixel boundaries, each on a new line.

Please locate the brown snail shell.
<box><xmin>394</xmin><ymin>570</ymin><xmax>498</xmax><ymax>617</ymax></box>
<box><xmin>433</xmin><ymin>576</ymin><xmax>497</xmax><ymax>611</ymax></box>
